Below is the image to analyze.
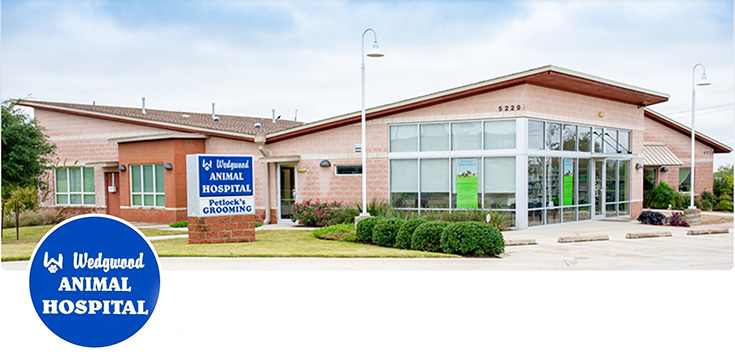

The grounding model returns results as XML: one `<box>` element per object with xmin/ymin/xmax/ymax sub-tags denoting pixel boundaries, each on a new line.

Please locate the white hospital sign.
<box><xmin>186</xmin><ymin>154</ymin><xmax>255</xmax><ymax>217</ymax></box>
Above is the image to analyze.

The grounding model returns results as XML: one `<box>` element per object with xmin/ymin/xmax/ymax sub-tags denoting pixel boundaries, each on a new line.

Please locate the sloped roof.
<box><xmin>644</xmin><ymin>109</ymin><xmax>732</xmax><ymax>154</ymax></box>
<box><xmin>265</xmin><ymin>65</ymin><xmax>670</xmax><ymax>142</ymax></box>
<box><xmin>17</xmin><ymin>100</ymin><xmax>302</xmax><ymax>141</ymax></box>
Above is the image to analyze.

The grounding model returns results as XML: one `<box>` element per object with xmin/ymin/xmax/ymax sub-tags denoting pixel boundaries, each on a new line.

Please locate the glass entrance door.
<box><xmin>593</xmin><ymin>160</ymin><xmax>604</xmax><ymax>219</ymax></box>
<box><xmin>278</xmin><ymin>164</ymin><xmax>297</xmax><ymax>223</ymax></box>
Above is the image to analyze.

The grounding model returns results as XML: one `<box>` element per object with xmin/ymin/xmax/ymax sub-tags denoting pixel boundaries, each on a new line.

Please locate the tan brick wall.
<box><xmin>36</xmin><ymin>109</ymin><xmax>188</xmax><ymax>214</ymax></box>
<box><xmin>643</xmin><ymin>117</ymin><xmax>715</xmax><ymax>195</ymax></box>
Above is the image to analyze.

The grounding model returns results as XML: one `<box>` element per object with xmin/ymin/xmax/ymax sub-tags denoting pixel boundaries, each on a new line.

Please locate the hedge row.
<box><xmin>356</xmin><ymin>216</ymin><xmax>505</xmax><ymax>256</ymax></box>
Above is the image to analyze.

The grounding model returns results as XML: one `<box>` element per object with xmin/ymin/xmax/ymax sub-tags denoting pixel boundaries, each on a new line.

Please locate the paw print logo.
<box><xmin>43</xmin><ymin>252</ymin><xmax>63</xmax><ymax>274</ymax></box>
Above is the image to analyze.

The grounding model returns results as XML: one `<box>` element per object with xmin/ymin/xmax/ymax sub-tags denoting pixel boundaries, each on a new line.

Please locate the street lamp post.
<box><xmin>360</xmin><ymin>28</ymin><xmax>384</xmax><ymax>217</ymax></box>
<box><xmin>689</xmin><ymin>63</ymin><xmax>711</xmax><ymax>209</ymax></box>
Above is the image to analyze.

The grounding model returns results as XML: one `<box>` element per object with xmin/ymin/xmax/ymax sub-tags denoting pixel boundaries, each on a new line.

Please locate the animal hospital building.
<box><xmin>20</xmin><ymin>65</ymin><xmax>732</xmax><ymax>229</ymax></box>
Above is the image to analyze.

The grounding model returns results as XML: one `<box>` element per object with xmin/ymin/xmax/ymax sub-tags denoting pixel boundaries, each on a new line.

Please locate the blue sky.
<box><xmin>2</xmin><ymin>0</ymin><xmax>733</xmax><ymax>165</ymax></box>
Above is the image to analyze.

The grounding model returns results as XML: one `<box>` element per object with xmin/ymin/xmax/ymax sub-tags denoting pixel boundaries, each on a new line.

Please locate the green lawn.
<box><xmin>2</xmin><ymin>226</ymin><xmax>455</xmax><ymax>261</ymax></box>
<box><xmin>1</xmin><ymin>225</ymin><xmax>188</xmax><ymax>261</ymax></box>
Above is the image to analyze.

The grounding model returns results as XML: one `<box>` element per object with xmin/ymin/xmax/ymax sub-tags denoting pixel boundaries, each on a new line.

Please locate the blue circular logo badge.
<box><xmin>29</xmin><ymin>215</ymin><xmax>161</xmax><ymax>347</ymax></box>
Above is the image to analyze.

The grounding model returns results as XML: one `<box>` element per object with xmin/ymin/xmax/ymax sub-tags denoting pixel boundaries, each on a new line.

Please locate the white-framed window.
<box><xmin>55</xmin><ymin>167</ymin><xmax>95</xmax><ymax>205</ymax></box>
<box><xmin>130</xmin><ymin>164</ymin><xmax>165</xmax><ymax>207</ymax></box>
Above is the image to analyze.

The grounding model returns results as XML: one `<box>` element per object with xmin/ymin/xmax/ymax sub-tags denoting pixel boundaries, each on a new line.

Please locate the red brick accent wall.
<box><xmin>188</xmin><ymin>215</ymin><xmax>255</xmax><ymax>244</ymax></box>
<box><xmin>118</xmin><ymin>138</ymin><xmax>205</xmax><ymax>223</ymax></box>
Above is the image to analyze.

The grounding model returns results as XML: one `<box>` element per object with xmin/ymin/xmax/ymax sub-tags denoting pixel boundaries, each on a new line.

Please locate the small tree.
<box><xmin>1</xmin><ymin>99</ymin><xmax>56</xmax><ymax>199</ymax></box>
<box><xmin>713</xmin><ymin>164</ymin><xmax>734</xmax><ymax>199</ymax></box>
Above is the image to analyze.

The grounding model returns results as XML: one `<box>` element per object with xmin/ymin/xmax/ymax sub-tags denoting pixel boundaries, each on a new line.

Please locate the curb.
<box><xmin>625</xmin><ymin>231</ymin><xmax>672</xmax><ymax>239</ymax></box>
<box><xmin>505</xmin><ymin>239</ymin><xmax>537</xmax><ymax>246</ymax></box>
<box><xmin>558</xmin><ymin>235</ymin><xmax>608</xmax><ymax>243</ymax></box>
<box><xmin>687</xmin><ymin>228</ymin><xmax>730</xmax><ymax>235</ymax></box>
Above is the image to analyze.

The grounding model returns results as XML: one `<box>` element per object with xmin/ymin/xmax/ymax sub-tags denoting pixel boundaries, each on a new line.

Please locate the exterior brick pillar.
<box><xmin>188</xmin><ymin>214</ymin><xmax>256</xmax><ymax>244</ymax></box>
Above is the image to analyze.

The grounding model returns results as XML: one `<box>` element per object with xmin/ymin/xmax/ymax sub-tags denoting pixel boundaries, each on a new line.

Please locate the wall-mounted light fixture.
<box><xmin>635</xmin><ymin>163</ymin><xmax>643</xmax><ymax>170</ymax></box>
<box><xmin>661</xmin><ymin>167</ymin><xmax>669</xmax><ymax>172</ymax></box>
<box><xmin>319</xmin><ymin>160</ymin><xmax>331</xmax><ymax>167</ymax></box>
<box><xmin>118</xmin><ymin>165</ymin><xmax>127</xmax><ymax>171</ymax></box>
<box><xmin>164</xmin><ymin>163</ymin><xmax>173</xmax><ymax>170</ymax></box>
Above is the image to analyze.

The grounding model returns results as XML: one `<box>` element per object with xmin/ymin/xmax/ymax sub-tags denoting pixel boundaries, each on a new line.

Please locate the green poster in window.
<box><xmin>563</xmin><ymin>158</ymin><xmax>574</xmax><ymax>206</ymax></box>
<box><xmin>456</xmin><ymin>158</ymin><xmax>478</xmax><ymax>209</ymax></box>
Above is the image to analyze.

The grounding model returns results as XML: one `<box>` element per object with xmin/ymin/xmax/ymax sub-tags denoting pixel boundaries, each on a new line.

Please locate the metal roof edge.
<box><xmin>644</xmin><ymin>108</ymin><xmax>732</xmax><ymax>153</ymax></box>
<box><xmin>19</xmin><ymin>101</ymin><xmax>257</xmax><ymax>142</ymax></box>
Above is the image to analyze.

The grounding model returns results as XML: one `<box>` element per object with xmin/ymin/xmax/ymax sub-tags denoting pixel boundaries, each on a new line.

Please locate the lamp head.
<box><xmin>366</xmin><ymin>40</ymin><xmax>384</xmax><ymax>57</ymax></box>
<box><xmin>697</xmin><ymin>72</ymin><xmax>711</xmax><ymax>86</ymax></box>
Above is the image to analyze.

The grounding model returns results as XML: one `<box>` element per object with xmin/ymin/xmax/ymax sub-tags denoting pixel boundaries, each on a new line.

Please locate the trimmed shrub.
<box><xmin>170</xmin><ymin>220</ymin><xmax>188</xmax><ymax>228</ymax></box>
<box><xmin>292</xmin><ymin>199</ymin><xmax>343</xmax><ymax>227</ymax></box>
<box><xmin>438</xmin><ymin>210</ymin><xmax>486</xmax><ymax>223</ymax></box>
<box><xmin>372</xmin><ymin>218</ymin><xmax>404</xmax><ymax>247</ymax></box>
<box><xmin>410</xmin><ymin>221</ymin><xmax>451</xmax><ymax>253</ymax></box>
<box><xmin>699</xmin><ymin>200</ymin><xmax>713</xmax><ymax>211</ymax></box>
<box><xmin>313</xmin><ymin>223</ymin><xmax>357</xmax><ymax>242</ymax></box>
<box><xmin>701</xmin><ymin>191</ymin><xmax>717</xmax><ymax>204</ymax></box>
<box><xmin>671</xmin><ymin>192</ymin><xmax>688</xmax><ymax>210</ymax></box>
<box><xmin>714</xmin><ymin>200</ymin><xmax>733</xmax><ymax>212</ymax></box>
<box><xmin>647</xmin><ymin>182</ymin><xmax>676</xmax><ymax>209</ymax></box>
<box><xmin>637</xmin><ymin>210</ymin><xmax>665</xmax><ymax>225</ymax></box>
<box><xmin>669</xmin><ymin>212</ymin><xmax>690</xmax><ymax>227</ymax></box>
<box><xmin>355</xmin><ymin>216</ymin><xmax>381</xmax><ymax>243</ymax></box>
<box><xmin>440</xmin><ymin>221</ymin><xmax>505</xmax><ymax>256</ymax></box>
<box><xmin>394</xmin><ymin>218</ymin><xmax>427</xmax><ymax>249</ymax></box>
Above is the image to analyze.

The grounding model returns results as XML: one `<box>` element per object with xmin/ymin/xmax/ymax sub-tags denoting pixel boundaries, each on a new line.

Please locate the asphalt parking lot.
<box><xmin>3</xmin><ymin>219</ymin><xmax>732</xmax><ymax>270</ymax></box>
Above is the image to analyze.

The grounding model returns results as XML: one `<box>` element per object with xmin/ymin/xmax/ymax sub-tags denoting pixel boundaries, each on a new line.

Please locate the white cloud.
<box><xmin>2</xmin><ymin>0</ymin><xmax>732</xmax><ymax>165</ymax></box>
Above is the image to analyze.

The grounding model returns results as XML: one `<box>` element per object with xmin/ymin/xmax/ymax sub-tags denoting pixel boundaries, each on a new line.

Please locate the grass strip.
<box><xmin>2</xmin><ymin>227</ymin><xmax>454</xmax><ymax>261</ymax></box>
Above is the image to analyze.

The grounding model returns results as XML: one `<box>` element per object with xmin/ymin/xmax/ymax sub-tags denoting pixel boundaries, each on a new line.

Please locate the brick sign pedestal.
<box><xmin>188</xmin><ymin>214</ymin><xmax>256</xmax><ymax>244</ymax></box>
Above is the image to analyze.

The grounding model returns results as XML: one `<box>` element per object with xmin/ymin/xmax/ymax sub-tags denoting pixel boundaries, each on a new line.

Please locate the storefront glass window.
<box><xmin>528</xmin><ymin>120</ymin><xmax>544</xmax><ymax>150</ymax></box>
<box><xmin>390</xmin><ymin>124</ymin><xmax>418</xmax><ymax>152</ymax></box>
<box><xmin>546</xmin><ymin>123</ymin><xmax>561</xmax><ymax>150</ymax></box>
<box><xmin>547</xmin><ymin>157</ymin><xmax>561</xmax><ymax>207</ymax></box>
<box><xmin>618</xmin><ymin>130</ymin><xmax>630</xmax><ymax>153</ymax></box>
<box><xmin>528</xmin><ymin>157</ymin><xmax>543</xmax><ymax>209</ymax></box>
<box><xmin>452</xmin><ymin>158</ymin><xmax>482</xmax><ymax>209</ymax></box>
<box><xmin>390</xmin><ymin>159</ymin><xmax>418</xmax><ymax>208</ymax></box>
<box><xmin>420</xmin><ymin>159</ymin><xmax>449</xmax><ymax>208</ymax></box>
<box><xmin>593</xmin><ymin>127</ymin><xmax>603</xmax><ymax>153</ymax></box>
<box><xmin>483</xmin><ymin>157</ymin><xmax>515</xmax><ymax>209</ymax></box>
<box><xmin>604</xmin><ymin>129</ymin><xmax>618</xmax><ymax>154</ymax></box>
<box><xmin>420</xmin><ymin>123</ymin><xmax>449</xmax><ymax>151</ymax></box>
<box><xmin>562</xmin><ymin>124</ymin><xmax>577</xmax><ymax>151</ymax></box>
<box><xmin>578</xmin><ymin>126</ymin><xmax>591</xmax><ymax>152</ymax></box>
<box><xmin>619</xmin><ymin>160</ymin><xmax>629</xmax><ymax>202</ymax></box>
<box><xmin>451</xmin><ymin>122</ymin><xmax>482</xmax><ymax>150</ymax></box>
<box><xmin>606</xmin><ymin>160</ymin><xmax>617</xmax><ymax>204</ymax></box>
<box><xmin>484</xmin><ymin>120</ymin><xmax>516</xmax><ymax>150</ymax></box>
<box><xmin>578</xmin><ymin>159</ymin><xmax>590</xmax><ymax>205</ymax></box>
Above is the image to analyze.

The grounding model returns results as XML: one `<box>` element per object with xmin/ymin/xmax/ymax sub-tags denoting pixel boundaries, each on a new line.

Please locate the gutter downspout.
<box><xmin>255</xmin><ymin>135</ymin><xmax>271</xmax><ymax>225</ymax></box>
